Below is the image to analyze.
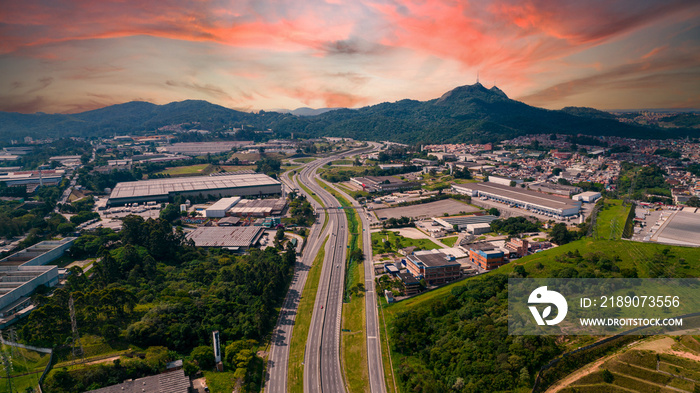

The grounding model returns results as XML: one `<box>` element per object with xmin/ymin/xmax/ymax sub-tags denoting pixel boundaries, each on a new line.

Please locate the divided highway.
<box><xmin>265</xmin><ymin>144</ymin><xmax>383</xmax><ymax>393</ymax></box>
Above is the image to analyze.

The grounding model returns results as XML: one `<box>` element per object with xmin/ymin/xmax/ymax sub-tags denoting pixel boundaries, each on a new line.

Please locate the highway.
<box><xmin>265</xmin><ymin>143</ymin><xmax>383</xmax><ymax>393</ymax></box>
<box><xmin>265</xmin><ymin>168</ymin><xmax>328</xmax><ymax>393</ymax></box>
<box><xmin>324</xmin><ymin>179</ymin><xmax>387</xmax><ymax>393</ymax></box>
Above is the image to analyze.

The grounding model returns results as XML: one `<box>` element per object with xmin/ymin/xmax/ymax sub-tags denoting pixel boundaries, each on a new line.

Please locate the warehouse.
<box><xmin>107</xmin><ymin>173</ymin><xmax>282</xmax><ymax>206</ymax></box>
<box><xmin>433</xmin><ymin>215</ymin><xmax>498</xmax><ymax>230</ymax></box>
<box><xmin>205</xmin><ymin>197</ymin><xmax>241</xmax><ymax>218</ymax></box>
<box><xmin>0</xmin><ymin>238</ymin><xmax>75</xmax><ymax>328</ymax></box>
<box><xmin>350</xmin><ymin>176</ymin><xmax>421</xmax><ymax>193</ymax></box>
<box><xmin>452</xmin><ymin>183</ymin><xmax>581</xmax><ymax>218</ymax></box>
<box><xmin>572</xmin><ymin>191</ymin><xmax>602</xmax><ymax>203</ymax></box>
<box><xmin>185</xmin><ymin>226</ymin><xmax>265</xmax><ymax>250</ymax></box>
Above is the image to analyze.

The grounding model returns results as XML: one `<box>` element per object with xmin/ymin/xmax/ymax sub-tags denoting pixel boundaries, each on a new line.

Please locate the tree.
<box><xmin>552</xmin><ymin>168</ymin><xmax>562</xmax><ymax>176</ymax></box>
<box><xmin>488</xmin><ymin>207</ymin><xmax>500</xmax><ymax>216</ymax></box>
<box><xmin>160</xmin><ymin>203</ymin><xmax>181</xmax><ymax>223</ymax></box>
<box><xmin>687</xmin><ymin>196</ymin><xmax>700</xmax><ymax>207</ymax></box>
<box><xmin>550</xmin><ymin>223</ymin><xmax>572</xmax><ymax>245</ymax></box>
<box><xmin>191</xmin><ymin>345</ymin><xmax>215</xmax><ymax>370</ymax></box>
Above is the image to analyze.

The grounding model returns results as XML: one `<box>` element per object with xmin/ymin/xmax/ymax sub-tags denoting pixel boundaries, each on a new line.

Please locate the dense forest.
<box><xmin>22</xmin><ymin>215</ymin><xmax>296</xmax><ymax>392</ymax></box>
<box><xmin>390</xmin><ymin>274</ymin><xmax>561</xmax><ymax>392</ymax></box>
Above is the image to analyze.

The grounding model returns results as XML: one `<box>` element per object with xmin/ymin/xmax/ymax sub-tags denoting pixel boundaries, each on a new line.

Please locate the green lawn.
<box><xmin>155</xmin><ymin>163</ymin><xmax>209</xmax><ymax>176</ymax></box>
<box><xmin>371</xmin><ymin>231</ymin><xmax>441</xmax><ymax>256</ymax></box>
<box><xmin>294</xmin><ymin>157</ymin><xmax>316</xmax><ymax>163</ymax></box>
<box><xmin>203</xmin><ymin>370</ymin><xmax>238</xmax><ymax>393</ymax></box>
<box><xmin>440</xmin><ymin>236</ymin><xmax>458</xmax><ymax>247</ymax></box>
<box><xmin>155</xmin><ymin>164</ymin><xmax>256</xmax><ymax>177</ymax></box>
<box><xmin>594</xmin><ymin>199</ymin><xmax>631</xmax><ymax>240</ymax></box>
<box><xmin>288</xmin><ymin>236</ymin><xmax>328</xmax><ymax>393</ymax></box>
<box><xmin>331</xmin><ymin>159</ymin><xmax>355</xmax><ymax>166</ymax></box>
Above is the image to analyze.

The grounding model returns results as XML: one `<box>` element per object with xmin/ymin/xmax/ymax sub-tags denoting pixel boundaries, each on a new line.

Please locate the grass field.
<box><xmin>155</xmin><ymin>164</ymin><xmax>256</xmax><ymax>177</ymax></box>
<box><xmin>377</xmin><ymin>299</ymin><xmax>398</xmax><ymax>393</ymax></box>
<box><xmin>0</xmin><ymin>344</ymin><xmax>50</xmax><ymax>393</ymax></box>
<box><xmin>440</xmin><ymin>236</ymin><xmax>458</xmax><ymax>247</ymax></box>
<box><xmin>560</xmin><ymin>347</ymin><xmax>700</xmax><ymax>393</ymax></box>
<box><xmin>203</xmin><ymin>370</ymin><xmax>238</xmax><ymax>392</ymax></box>
<box><xmin>288</xmin><ymin>236</ymin><xmax>328</xmax><ymax>393</ymax></box>
<box><xmin>294</xmin><ymin>157</ymin><xmax>316</xmax><ymax>164</ymax></box>
<box><xmin>594</xmin><ymin>199</ymin><xmax>632</xmax><ymax>240</ymax></box>
<box><xmin>370</xmin><ymin>231</ymin><xmax>441</xmax><ymax>256</ymax></box>
<box><xmin>331</xmin><ymin>159</ymin><xmax>355</xmax><ymax>166</ymax></box>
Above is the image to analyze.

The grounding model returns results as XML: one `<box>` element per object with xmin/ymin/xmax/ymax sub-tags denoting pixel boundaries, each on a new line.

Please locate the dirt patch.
<box><xmin>374</xmin><ymin>199</ymin><xmax>478</xmax><ymax>220</ymax></box>
<box><xmin>545</xmin><ymin>356</ymin><xmax>610</xmax><ymax>393</ymax></box>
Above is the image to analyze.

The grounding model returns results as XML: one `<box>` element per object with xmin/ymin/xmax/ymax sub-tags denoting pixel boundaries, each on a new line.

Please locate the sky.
<box><xmin>1</xmin><ymin>0</ymin><xmax>699</xmax><ymax>114</ymax></box>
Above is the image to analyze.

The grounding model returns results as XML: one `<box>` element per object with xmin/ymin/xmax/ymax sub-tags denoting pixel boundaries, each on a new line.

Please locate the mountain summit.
<box><xmin>435</xmin><ymin>83</ymin><xmax>508</xmax><ymax>105</ymax></box>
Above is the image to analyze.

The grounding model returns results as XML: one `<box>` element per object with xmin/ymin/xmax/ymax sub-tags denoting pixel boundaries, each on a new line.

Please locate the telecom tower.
<box><xmin>69</xmin><ymin>295</ymin><xmax>84</xmax><ymax>363</ymax></box>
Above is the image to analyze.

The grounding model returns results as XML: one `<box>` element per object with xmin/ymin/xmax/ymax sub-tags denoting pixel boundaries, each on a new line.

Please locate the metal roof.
<box><xmin>186</xmin><ymin>226</ymin><xmax>264</xmax><ymax>248</ymax></box>
<box><xmin>454</xmin><ymin>183</ymin><xmax>580</xmax><ymax>211</ymax></box>
<box><xmin>109</xmin><ymin>173</ymin><xmax>281</xmax><ymax>200</ymax></box>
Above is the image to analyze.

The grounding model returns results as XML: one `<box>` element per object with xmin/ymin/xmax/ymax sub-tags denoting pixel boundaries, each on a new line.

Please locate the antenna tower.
<box><xmin>69</xmin><ymin>295</ymin><xmax>84</xmax><ymax>364</ymax></box>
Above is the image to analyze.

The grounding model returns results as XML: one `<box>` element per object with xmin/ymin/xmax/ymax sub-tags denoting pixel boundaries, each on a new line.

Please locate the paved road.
<box><xmin>325</xmin><ymin>180</ymin><xmax>387</xmax><ymax>393</ymax></box>
<box><xmin>266</xmin><ymin>165</ymin><xmax>329</xmax><ymax>393</ymax></box>
<box><xmin>265</xmin><ymin>145</ymin><xmax>378</xmax><ymax>393</ymax></box>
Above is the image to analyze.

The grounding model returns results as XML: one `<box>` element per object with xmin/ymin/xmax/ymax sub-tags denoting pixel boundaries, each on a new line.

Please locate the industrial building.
<box><xmin>530</xmin><ymin>182</ymin><xmax>583</xmax><ymax>197</ymax></box>
<box><xmin>433</xmin><ymin>215</ymin><xmax>498</xmax><ymax>231</ymax></box>
<box><xmin>464</xmin><ymin>242</ymin><xmax>506</xmax><ymax>270</ymax></box>
<box><xmin>350</xmin><ymin>176</ymin><xmax>421</xmax><ymax>193</ymax></box>
<box><xmin>488</xmin><ymin>175</ymin><xmax>523</xmax><ymax>186</ymax></box>
<box><xmin>227</xmin><ymin>198</ymin><xmax>287</xmax><ymax>217</ymax></box>
<box><xmin>0</xmin><ymin>238</ymin><xmax>75</xmax><ymax>328</ymax></box>
<box><xmin>405</xmin><ymin>250</ymin><xmax>461</xmax><ymax>285</ymax></box>
<box><xmin>159</xmin><ymin>141</ymin><xmax>251</xmax><ymax>156</ymax></box>
<box><xmin>205</xmin><ymin>197</ymin><xmax>241</xmax><ymax>218</ymax></box>
<box><xmin>86</xmin><ymin>369</ymin><xmax>191</xmax><ymax>393</ymax></box>
<box><xmin>466</xmin><ymin>222</ymin><xmax>491</xmax><ymax>235</ymax></box>
<box><xmin>0</xmin><ymin>170</ymin><xmax>64</xmax><ymax>187</ymax></box>
<box><xmin>573</xmin><ymin>191</ymin><xmax>602</xmax><ymax>203</ymax></box>
<box><xmin>185</xmin><ymin>226</ymin><xmax>265</xmax><ymax>250</ymax></box>
<box><xmin>452</xmin><ymin>183</ymin><xmax>581</xmax><ymax>219</ymax></box>
<box><xmin>107</xmin><ymin>173</ymin><xmax>282</xmax><ymax>206</ymax></box>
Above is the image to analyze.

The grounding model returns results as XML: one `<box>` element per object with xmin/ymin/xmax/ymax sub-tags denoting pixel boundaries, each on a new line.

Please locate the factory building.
<box><xmin>0</xmin><ymin>238</ymin><xmax>75</xmax><ymax>328</ymax></box>
<box><xmin>405</xmin><ymin>250</ymin><xmax>461</xmax><ymax>285</ymax></box>
<box><xmin>205</xmin><ymin>197</ymin><xmax>241</xmax><ymax>218</ymax></box>
<box><xmin>573</xmin><ymin>191</ymin><xmax>602</xmax><ymax>203</ymax></box>
<box><xmin>433</xmin><ymin>215</ymin><xmax>498</xmax><ymax>231</ymax></box>
<box><xmin>452</xmin><ymin>183</ymin><xmax>581</xmax><ymax>219</ymax></box>
<box><xmin>465</xmin><ymin>242</ymin><xmax>506</xmax><ymax>270</ymax></box>
<box><xmin>107</xmin><ymin>173</ymin><xmax>282</xmax><ymax>206</ymax></box>
<box><xmin>185</xmin><ymin>226</ymin><xmax>265</xmax><ymax>250</ymax></box>
<box><xmin>350</xmin><ymin>176</ymin><xmax>421</xmax><ymax>193</ymax></box>
<box><xmin>488</xmin><ymin>175</ymin><xmax>523</xmax><ymax>186</ymax></box>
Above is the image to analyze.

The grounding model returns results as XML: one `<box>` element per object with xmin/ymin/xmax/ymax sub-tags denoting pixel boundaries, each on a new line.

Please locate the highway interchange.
<box><xmin>266</xmin><ymin>143</ymin><xmax>385</xmax><ymax>393</ymax></box>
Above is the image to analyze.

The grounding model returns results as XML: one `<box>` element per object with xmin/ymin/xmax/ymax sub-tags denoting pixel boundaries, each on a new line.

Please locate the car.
<box><xmin>321</xmin><ymin>306</ymin><xmax>323</xmax><ymax>309</ymax></box>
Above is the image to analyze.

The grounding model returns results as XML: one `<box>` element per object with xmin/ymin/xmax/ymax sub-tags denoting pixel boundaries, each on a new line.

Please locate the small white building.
<box><xmin>466</xmin><ymin>222</ymin><xmax>491</xmax><ymax>235</ymax></box>
<box><xmin>488</xmin><ymin>176</ymin><xmax>523</xmax><ymax>187</ymax></box>
<box><xmin>205</xmin><ymin>197</ymin><xmax>242</xmax><ymax>218</ymax></box>
<box><xmin>572</xmin><ymin>191</ymin><xmax>602</xmax><ymax>203</ymax></box>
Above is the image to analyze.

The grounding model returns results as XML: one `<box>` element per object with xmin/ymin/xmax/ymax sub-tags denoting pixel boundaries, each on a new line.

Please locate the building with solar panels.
<box><xmin>107</xmin><ymin>172</ymin><xmax>282</xmax><ymax>206</ymax></box>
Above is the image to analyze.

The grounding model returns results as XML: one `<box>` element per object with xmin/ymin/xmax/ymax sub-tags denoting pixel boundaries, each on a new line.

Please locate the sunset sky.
<box><xmin>1</xmin><ymin>0</ymin><xmax>699</xmax><ymax>114</ymax></box>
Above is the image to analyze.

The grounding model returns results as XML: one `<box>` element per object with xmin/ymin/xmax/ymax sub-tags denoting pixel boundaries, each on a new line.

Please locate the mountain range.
<box><xmin>1</xmin><ymin>83</ymin><xmax>696</xmax><ymax>145</ymax></box>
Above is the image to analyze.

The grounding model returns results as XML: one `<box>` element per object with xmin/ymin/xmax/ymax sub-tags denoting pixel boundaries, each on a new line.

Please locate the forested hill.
<box><xmin>1</xmin><ymin>83</ymin><xmax>694</xmax><ymax>144</ymax></box>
